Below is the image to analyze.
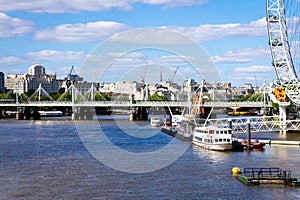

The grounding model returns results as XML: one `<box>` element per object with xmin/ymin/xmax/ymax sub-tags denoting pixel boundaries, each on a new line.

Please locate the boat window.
<box><xmin>215</xmin><ymin>139</ymin><xmax>218</xmax><ymax>142</ymax></box>
<box><xmin>223</xmin><ymin>139</ymin><xmax>227</xmax><ymax>142</ymax></box>
<box><xmin>227</xmin><ymin>139</ymin><xmax>231</xmax><ymax>142</ymax></box>
<box><xmin>216</xmin><ymin>131</ymin><xmax>219</xmax><ymax>134</ymax></box>
<box><xmin>220</xmin><ymin>131</ymin><xmax>223</xmax><ymax>134</ymax></box>
<box><xmin>209</xmin><ymin>130</ymin><xmax>214</xmax><ymax>134</ymax></box>
<box><xmin>219</xmin><ymin>139</ymin><xmax>222</xmax><ymax>142</ymax></box>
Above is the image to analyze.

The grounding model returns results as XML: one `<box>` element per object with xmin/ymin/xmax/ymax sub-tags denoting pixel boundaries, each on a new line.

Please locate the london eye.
<box><xmin>266</xmin><ymin>0</ymin><xmax>300</xmax><ymax>105</ymax></box>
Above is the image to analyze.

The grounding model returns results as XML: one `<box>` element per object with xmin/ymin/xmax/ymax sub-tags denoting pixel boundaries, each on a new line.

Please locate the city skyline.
<box><xmin>0</xmin><ymin>1</ymin><xmax>299</xmax><ymax>86</ymax></box>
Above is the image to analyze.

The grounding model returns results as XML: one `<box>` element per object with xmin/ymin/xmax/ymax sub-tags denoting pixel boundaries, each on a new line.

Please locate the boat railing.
<box><xmin>243</xmin><ymin>168</ymin><xmax>291</xmax><ymax>180</ymax></box>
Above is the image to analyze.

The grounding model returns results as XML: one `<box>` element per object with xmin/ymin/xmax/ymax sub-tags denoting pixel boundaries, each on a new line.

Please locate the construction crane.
<box><xmin>68</xmin><ymin>66</ymin><xmax>76</xmax><ymax>81</ymax></box>
<box><xmin>170</xmin><ymin>66</ymin><xmax>179</xmax><ymax>82</ymax></box>
<box><xmin>66</xmin><ymin>65</ymin><xmax>78</xmax><ymax>88</ymax></box>
<box><xmin>141</xmin><ymin>62</ymin><xmax>148</xmax><ymax>84</ymax></box>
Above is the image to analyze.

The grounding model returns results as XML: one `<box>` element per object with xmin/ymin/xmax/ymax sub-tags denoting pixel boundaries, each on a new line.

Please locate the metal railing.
<box><xmin>0</xmin><ymin>100</ymin><xmax>270</xmax><ymax>108</ymax></box>
<box><xmin>205</xmin><ymin>116</ymin><xmax>300</xmax><ymax>132</ymax></box>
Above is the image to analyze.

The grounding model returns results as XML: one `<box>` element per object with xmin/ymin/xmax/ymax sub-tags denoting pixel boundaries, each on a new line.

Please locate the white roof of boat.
<box><xmin>195</xmin><ymin>126</ymin><xmax>231</xmax><ymax>130</ymax></box>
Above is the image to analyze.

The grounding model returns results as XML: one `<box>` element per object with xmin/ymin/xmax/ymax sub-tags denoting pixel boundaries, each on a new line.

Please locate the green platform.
<box><xmin>235</xmin><ymin>168</ymin><xmax>300</xmax><ymax>186</ymax></box>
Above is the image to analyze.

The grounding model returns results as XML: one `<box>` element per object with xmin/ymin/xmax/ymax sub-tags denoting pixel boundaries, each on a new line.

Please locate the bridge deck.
<box><xmin>0</xmin><ymin>100</ymin><xmax>272</xmax><ymax>108</ymax></box>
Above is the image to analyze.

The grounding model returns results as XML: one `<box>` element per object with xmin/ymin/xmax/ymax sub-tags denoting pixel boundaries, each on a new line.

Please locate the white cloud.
<box><xmin>33</xmin><ymin>18</ymin><xmax>268</xmax><ymax>44</ymax></box>
<box><xmin>107</xmin><ymin>52</ymin><xmax>146</xmax><ymax>59</ymax></box>
<box><xmin>0</xmin><ymin>0</ymin><xmax>207</xmax><ymax>13</ymax></box>
<box><xmin>141</xmin><ymin>0</ymin><xmax>207</xmax><ymax>9</ymax></box>
<box><xmin>171</xmin><ymin>18</ymin><xmax>267</xmax><ymax>43</ymax></box>
<box><xmin>110</xmin><ymin>28</ymin><xmax>194</xmax><ymax>44</ymax></box>
<box><xmin>34</xmin><ymin>21</ymin><xmax>130</xmax><ymax>43</ymax></box>
<box><xmin>227</xmin><ymin>65</ymin><xmax>276</xmax><ymax>85</ymax></box>
<box><xmin>212</xmin><ymin>47</ymin><xmax>271</xmax><ymax>64</ymax></box>
<box><xmin>0</xmin><ymin>12</ymin><xmax>34</xmax><ymax>37</ymax></box>
<box><xmin>234</xmin><ymin>65</ymin><xmax>273</xmax><ymax>73</ymax></box>
<box><xmin>0</xmin><ymin>56</ymin><xmax>24</xmax><ymax>66</ymax></box>
<box><xmin>0</xmin><ymin>50</ymin><xmax>85</xmax><ymax>68</ymax></box>
<box><xmin>105</xmin><ymin>18</ymin><xmax>267</xmax><ymax>44</ymax></box>
<box><xmin>25</xmin><ymin>50</ymin><xmax>86</xmax><ymax>62</ymax></box>
<box><xmin>0</xmin><ymin>0</ymin><xmax>133</xmax><ymax>13</ymax></box>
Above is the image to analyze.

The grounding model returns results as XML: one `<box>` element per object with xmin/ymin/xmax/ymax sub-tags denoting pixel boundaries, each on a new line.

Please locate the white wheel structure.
<box><xmin>266</xmin><ymin>0</ymin><xmax>300</xmax><ymax>105</ymax></box>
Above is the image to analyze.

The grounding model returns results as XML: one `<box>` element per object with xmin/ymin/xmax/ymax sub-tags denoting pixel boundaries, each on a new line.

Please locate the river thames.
<box><xmin>1</xmin><ymin>117</ymin><xmax>300</xmax><ymax>199</ymax></box>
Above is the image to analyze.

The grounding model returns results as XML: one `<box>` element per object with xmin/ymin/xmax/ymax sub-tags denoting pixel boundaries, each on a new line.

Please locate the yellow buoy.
<box><xmin>231</xmin><ymin>167</ymin><xmax>241</xmax><ymax>175</ymax></box>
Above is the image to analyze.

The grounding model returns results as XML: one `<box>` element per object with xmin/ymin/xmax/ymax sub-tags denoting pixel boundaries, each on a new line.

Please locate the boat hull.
<box><xmin>39</xmin><ymin>111</ymin><xmax>63</xmax><ymax>117</ymax></box>
<box><xmin>192</xmin><ymin>140</ymin><xmax>232</xmax><ymax>151</ymax></box>
<box><xmin>161</xmin><ymin>126</ymin><xmax>192</xmax><ymax>141</ymax></box>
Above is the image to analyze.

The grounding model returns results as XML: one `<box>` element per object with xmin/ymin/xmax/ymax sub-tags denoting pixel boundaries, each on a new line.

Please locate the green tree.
<box><xmin>150</xmin><ymin>93</ymin><xmax>168</xmax><ymax>101</ymax></box>
<box><xmin>95</xmin><ymin>92</ymin><xmax>112</xmax><ymax>101</ymax></box>
<box><xmin>24</xmin><ymin>89</ymin><xmax>35</xmax><ymax>97</ymax></box>
<box><xmin>58</xmin><ymin>93</ymin><xmax>72</xmax><ymax>101</ymax></box>
<box><xmin>0</xmin><ymin>92</ymin><xmax>15</xmax><ymax>99</ymax></box>
<box><xmin>50</xmin><ymin>92</ymin><xmax>61</xmax><ymax>100</ymax></box>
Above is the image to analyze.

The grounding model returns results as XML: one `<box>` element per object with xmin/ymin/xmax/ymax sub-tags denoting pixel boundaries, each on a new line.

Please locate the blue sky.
<box><xmin>0</xmin><ymin>0</ymin><xmax>299</xmax><ymax>86</ymax></box>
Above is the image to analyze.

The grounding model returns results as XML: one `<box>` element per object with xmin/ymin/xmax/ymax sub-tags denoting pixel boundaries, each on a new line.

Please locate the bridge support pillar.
<box><xmin>75</xmin><ymin>107</ymin><xmax>94</xmax><ymax>120</ymax></box>
<box><xmin>130</xmin><ymin>107</ymin><xmax>138</xmax><ymax>121</ymax></box>
<box><xmin>0</xmin><ymin>108</ymin><xmax>3</xmax><ymax>119</ymax></box>
<box><xmin>32</xmin><ymin>107</ymin><xmax>40</xmax><ymax>120</ymax></box>
<box><xmin>23</xmin><ymin>107</ymin><xmax>31</xmax><ymax>120</ymax></box>
<box><xmin>71</xmin><ymin>113</ymin><xmax>76</xmax><ymax>120</ymax></box>
<box><xmin>16</xmin><ymin>113</ymin><xmax>24</xmax><ymax>120</ymax></box>
<box><xmin>279</xmin><ymin>105</ymin><xmax>287</xmax><ymax>132</ymax></box>
<box><xmin>130</xmin><ymin>107</ymin><xmax>149</xmax><ymax>121</ymax></box>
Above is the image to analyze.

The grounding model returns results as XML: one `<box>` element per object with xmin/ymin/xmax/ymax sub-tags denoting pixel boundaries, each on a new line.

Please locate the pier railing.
<box><xmin>205</xmin><ymin>116</ymin><xmax>300</xmax><ymax>133</ymax></box>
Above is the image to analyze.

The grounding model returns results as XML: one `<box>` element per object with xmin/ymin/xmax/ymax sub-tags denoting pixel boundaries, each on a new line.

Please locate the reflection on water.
<box><xmin>192</xmin><ymin>145</ymin><xmax>231</xmax><ymax>164</ymax></box>
<box><xmin>0</xmin><ymin>119</ymin><xmax>300</xmax><ymax>199</ymax></box>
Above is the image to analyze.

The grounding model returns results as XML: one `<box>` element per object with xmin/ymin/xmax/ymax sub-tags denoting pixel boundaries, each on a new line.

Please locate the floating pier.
<box><xmin>232</xmin><ymin>167</ymin><xmax>300</xmax><ymax>186</ymax></box>
<box><xmin>260</xmin><ymin>140</ymin><xmax>300</xmax><ymax>146</ymax></box>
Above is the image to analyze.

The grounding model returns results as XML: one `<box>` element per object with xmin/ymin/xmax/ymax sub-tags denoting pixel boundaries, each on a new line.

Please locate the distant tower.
<box><xmin>28</xmin><ymin>64</ymin><xmax>46</xmax><ymax>77</ymax></box>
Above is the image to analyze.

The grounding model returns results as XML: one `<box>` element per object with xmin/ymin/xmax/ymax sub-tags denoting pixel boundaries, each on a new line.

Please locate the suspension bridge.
<box><xmin>0</xmin><ymin>0</ymin><xmax>299</xmax><ymax>133</ymax></box>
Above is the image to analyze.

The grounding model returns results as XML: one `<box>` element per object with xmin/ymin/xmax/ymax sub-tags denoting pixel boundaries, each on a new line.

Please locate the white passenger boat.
<box><xmin>39</xmin><ymin>111</ymin><xmax>63</xmax><ymax>117</ymax></box>
<box><xmin>192</xmin><ymin>126</ymin><xmax>232</xmax><ymax>151</ymax></box>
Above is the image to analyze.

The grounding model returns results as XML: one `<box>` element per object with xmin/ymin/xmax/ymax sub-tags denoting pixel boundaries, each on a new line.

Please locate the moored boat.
<box><xmin>161</xmin><ymin>114</ymin><xmax>193</xmax><ymax>141</ymax></box>
<box><xmin>150</xmin><ymin>116</ymin><xmax>162</xmax><ymax>127</ymax></box>
<box><xmin>39</xmin><ymin>110</ymin><xmax>63</xmax><ymax>117</ymax></box>
<box><xmin>243</xmin><ymin>137</ymin><xmax>265</xmax><ymax>150</ymax></box>
<box><xmin>192</xmin><ymin>126</ymin><xmax>232</xmax><ymax>151</ymax></box>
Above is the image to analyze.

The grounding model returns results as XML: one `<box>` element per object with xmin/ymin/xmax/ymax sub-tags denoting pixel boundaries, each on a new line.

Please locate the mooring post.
<box><xmin>246</xmin><ymin>119</ymin><xmax>251</xmax><ymax>147</ymax></box>
<box><xmin>228</xmin><ymin>117</ymin><xmax>232</xmax><ymax>129</ymax></box>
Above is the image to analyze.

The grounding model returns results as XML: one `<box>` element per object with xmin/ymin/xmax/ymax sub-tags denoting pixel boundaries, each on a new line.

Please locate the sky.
<box><xmin>0</xmin><ymin>0</ymin><xmax>299</xmax><ymax>86</ymax></box>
